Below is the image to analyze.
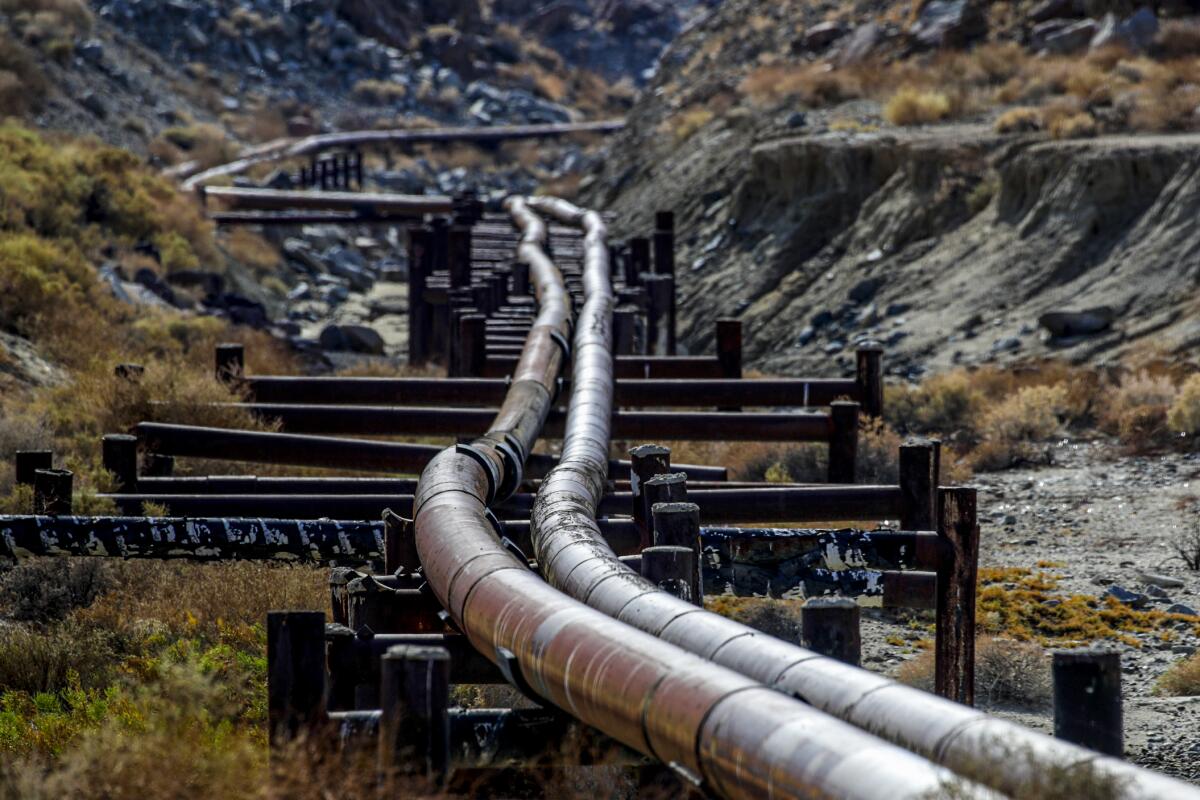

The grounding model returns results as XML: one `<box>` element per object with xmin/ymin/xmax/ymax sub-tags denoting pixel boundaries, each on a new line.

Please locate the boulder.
<box><xmin>1091</xmin><ymin>7</ymin><xmax>1158</xmax><ymax>52</ymax></box>
<box><xmin>835</xmin><ymin>22</ymin><xmax>882</xmax><ymax>67</ymax></box>
<box><xmin>910</xmin><ymin>0</ymin><xmax>987</xmax><ymax>49</ymax></box>
<box><xmin>1034</xmin><ymin>19</ymin><xmax>1097</xmax><ymax>53</ymax></box>
<box><xmin>1030</xmin><ymin>0</ymin><xmax>1079</xmax><ymax>22</ymax></box>
<box><xmin>319</xmin><ymin>324</ymin><xmax>386</xmax><ymax>355</ymax></box>
<box><xmin>1104</xmin><ymin>584</ymin><xmax>1149</xmax><ymax>608</ymax></box>
<box><xmin>802</xmin><ymin>21</ymin><xmax>847</xmax><ymax>51</ymax></box>
<box><xmin>848</xmin><ymin>277</ymin><xmax>883</xmax><ymax>304</ymax></box>
<box><xmin>1038</xmin><ymin>306</ymin><xmax>1114</xmax><ymax>338</ymax></box>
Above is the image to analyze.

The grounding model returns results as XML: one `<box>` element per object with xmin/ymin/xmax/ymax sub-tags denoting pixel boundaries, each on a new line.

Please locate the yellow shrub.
<box><xmin>993</xmin><ymin>106</ymin><xmax>1041</xmax><ymax>133</ymax></box>
<box><xmin>1168</xmin><ymin>374</ymin><xmax>1200</xmax><ymax>436</ymax></box>
<box><xmin>885</xmin><ymin>370</ymin><xmax>982</xmax><ymax>435</ymax></box>
<box><xmin>1157</xmin><ymin>652</ymin><xmax>1200</xmax><ymax>696</ymax></box>
<box><xmin>1048</xmin><ymin>111</ymin><xmax>1097</xmax><ymax>139</ymax></box>
<box><xmin>884</xmin><ymin>87</ymin><xmax>953</xmax><ymax>125</ymax></box>
<box><xmin>979</xmin><ymin>384</ymin><xmax>1068</xmax><ymax>443</ymax></box>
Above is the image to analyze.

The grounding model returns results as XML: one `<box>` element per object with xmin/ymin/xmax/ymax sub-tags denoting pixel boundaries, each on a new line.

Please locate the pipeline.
<box><xmin>412</xmin><ymin>197</ymin><xmax>982</xmax><ymax>799</ymax></box>
<box><xmin>524</xmin><ymin>216</ymin><xmax>1199</xmax><ymax>798</ymax></box>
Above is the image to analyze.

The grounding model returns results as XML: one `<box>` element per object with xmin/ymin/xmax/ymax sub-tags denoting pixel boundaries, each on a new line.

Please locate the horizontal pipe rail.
<box><xmin>228</xmin><ymin>402</ymin><xmax>834</xmax><ymax>442</ymax></box>
<box><xmin>203</xmin><ymin>186</ymin><xmax>453</xmax><ymax>215</ymax></box>
<box><xmin>128</xmin><ymin>476</ymin><xmax>763</xmax><ymax>496</ymax></box>
<box><xmin>135</xmin><ymin>423</ymin><xmax>728</xmax><ymax>481</ymax></box>
<box><xmin>485</xmin><ymin>354</ymin><xmax>729</xmax><ymax>380</ymax></box>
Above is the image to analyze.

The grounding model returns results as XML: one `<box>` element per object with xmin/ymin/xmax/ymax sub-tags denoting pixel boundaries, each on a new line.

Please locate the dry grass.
<box><xmin>220</xmin><ymin>228</ymin><xmax>281</xmax><ymax>277</ymax></box>
<box><xmin>993</xmin><ymin>106</ymin><xmax>1041</xmax><ymax>133</ymax></box>
<box><xmin>884</xmin><ymin>87</ymin><xmax>954</xmax><ymax>125</ymax></box>
<box><xmin>352</xmin><ymin>80</ymin><xmax>408</xmax><ymax>105</ymax></box>
<box><xmin>897</xmin><ymin>635</ymin><xmax>1051</xmax><ymax>707</ymax></box>
<box><xmin>1156</xmin><ymin>651</ymin><xmax>1200</xmax><ymax>696</ymax></box>
<box><xmin>1168</xmin><ymin>373</ymin><xmax>1200</xmax><ymax>437</ymax></box>
<box><xmin>663</xmin><ymin>105</ymin><xmax>715</xmax><ymax>143</ymax></box>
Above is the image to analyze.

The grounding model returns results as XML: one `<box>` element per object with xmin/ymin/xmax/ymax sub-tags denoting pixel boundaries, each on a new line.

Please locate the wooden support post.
<box><xmin>325</xmin><ymin>623</ymin><xmax>358</xmax><ymax>712</ymax></box>
<box><xmin>510</xmin><ymin>261</ymin><xmax>530</xmax><ymax>296</ymax></box>
<box><xmin>935</xmin><ymin>487</ymin><xmax>978</xmax><ymax>706</ymax></box>
<box><xmin>378</xmin><ymin>644</ymin><xmax>451</xmax><ymax>787</ymax></box>
<box><xmin>641</xmin><ymin>546</ymin><xmax>694</xmax><ymax>602</ymax></box>
<box><xmin>143</xmin><ymin>454</ymin><xmax>175</xmax><ymax>477</ymax></box>
<box><xmin>629</xmin><ymin>237</ymin><xmax>650</xmax><ymax>282</ymax></box>
<box><xmin>447</xmin><ymin>225</ymin><xmax>472</xmax><ymax>288</ymax></box>
<box><xmin>856</xmin><ymin>345</ymin><xmax>884</xmax><ymax>418</ymax></box>
<box><xmin>827</xmin><ymin>401</ymin><xmax>859</xmax><ymax>484</ymax></box>
<box><xmin>14</xmin><ymin>450</ymin><xmax>52</xmax><ymax>486</ymax></box>
<box><xmin>329</xmin><ymin>567</ymin><xmax>358</xmax><ymax>627</ymax></box>
<box><xmin>801</xmin><ymin>597</ymin><xmax>862</xmax><ymax>666</ymax></box>
<box><xmin>355</xmin><ymin>151</ymin><xmax>365</xmax><ymax>188</ymax></box>
<box><xmin>215</xmin><ymin>343</ymin><xmax>245</xmax><ymax>384</ymax></box>
<box><xmin>715</xmin><ymin>319</ymin><xmax>742</xmax><ymax>379</ymax></box>
<box><xmin>621</xmin><ymin>243</ymin><xmax>638</xmax><ymax>288</ymax></box>
<box><xmin>34</xmin><ymin>469</ymin><xmax>72</xmax><ymax>515</ymax></box>
<box><xmin>451</xmin><ymin>314</ymin><xmax>487</xmax><ymax>378</ymax></box>
<box><xmin>899</xmin><ymin>438</ymin><xmax>939</xmax><ymax>530</ymax></box>
<box><xmin>653</xmin><ymin>211</ymin><xmax>675</xmax><ymax>277</ymax></box>
<box><xmin>1053</xmin><ymin>649</ymin><xmax>1123</xmax><ymax>757</ymax></box>
<box><xmin>629</xmin><ymin>444</ymin><xmax>670</xmax><ymax>550</ymax></box>
<box><xmin>642</xmin><ymin>473</ymin><xmax>688</xmax><ymax>550</ymax></box>
<box><xmin>430</xmin><ymin>218</ymin><xmax>449</xmax><ymax>274</ymax></box>
<box><xmin>348</xmin><ymin>577</ymin><xmax>442</xmax><ymax>634</ymax></box>
<box><xmin>102</xmin><ymin>433</ymin><xmax>139</xmax><ymax>493</ymax></box>
<box><xmin>267</xmin><ymin>610</ymin><xmax>326</xmax><ymax>743</ymax></box>
<box><xmin>651</xmin><ymin>501</ymin><xmax>702</xmax><ymax>605</ymax></box>
<box><xmin>643</xmin><ymin>274</ymin><xmax>675</xmax><ymax>356</ymax></box>
<box><xmin>613</xmin><ymin>306</ymin><xmax>636</xmax><ymax>356</ymax></box>
<box><xmin>407</xmin><ymin>226</ymin><xmax>432</xmax><ymax>365</ymax></box>
<box><xmin>384</xmin><ymin>511</ymin><xmax>418</xmax><ymax>575</ymax></box>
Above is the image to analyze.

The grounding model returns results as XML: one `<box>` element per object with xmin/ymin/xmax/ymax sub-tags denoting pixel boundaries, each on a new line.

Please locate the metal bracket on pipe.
<box><xmin>495</xmin><ymin>646</ymin><xmax>543</xmax><ymax>706</ymax></box>
<box><xmin>494</xmin><ymin>436</ymin><xmax>525</xmax><ymax>502</ymax></box>
<box><xmin>455</xmin><ymin>442</ymin><xmax>499</xmax><ymax>505</ymax></box>
<box><xmin>549</xmin><ymin>329</ymin><xmax>571</xmax><ymax>363</ymax></box>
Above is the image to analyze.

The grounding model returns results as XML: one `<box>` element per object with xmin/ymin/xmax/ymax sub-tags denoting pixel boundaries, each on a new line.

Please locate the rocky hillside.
<box><xmin>585</xmin><ymin>0</ymin><xmax>1200</xmax><ymax>380</ymax></box>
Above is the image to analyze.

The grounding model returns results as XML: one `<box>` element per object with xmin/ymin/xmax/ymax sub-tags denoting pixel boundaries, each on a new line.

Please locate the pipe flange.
<box><xmin>455</xmin><ymin>442</ymin><xmax>499</xmax><ymax>506</ymax></box>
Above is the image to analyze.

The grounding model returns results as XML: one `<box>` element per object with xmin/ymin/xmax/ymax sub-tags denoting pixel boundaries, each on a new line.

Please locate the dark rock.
<box><xmin>1034</xmin><ymin>19</ymin><xmax>1097</xmax><ymax>54</ymax></box>
<box><xmin>1038</xmin><ymin>306</ymin><xmax>1114</xmax><ymax>338</ymax></box>
<box><xmin>1138</xmin><ymin>572</ymin><xmax>1185</xmax><ymax>589</ymax></box>
<box><xmin>797</xmin><ymin>326</ymin><xmax>816</xmax><ymax>345</ymax></box>
<box><xmin>319</xmin><ymin>324</ymin><xmax>385</xmax><ymax>355</ymax></box>
<box><xmin>992</xmin><ymin>336</ymin><xmax>1022</xmax><ymax>352</ymax></box>
<box><xmin>910</xmin><ymin>0</ymin><xmax>987</xmax><ymax>49</ymax></box>
<box><xmin>79</xmin><ymin>92</ymin><xmax>107</xmax><ymax>119</ymax></box>
<box><xmin>811</xmin><ymin>309</ymin><xmax>835</xmax><ymax>328</ymax></box>
<box><xmin>1168</xmin><ymin>603</ymin><xmax>1199</xmax><ymax>616</ymax></box>
<box><xmin>216</xmin><ymin>293</ymin><xmax>269</xmax><ymax>329</ymax></box>
<box><xmin>885</xmin><ymin>302</ymin><xmax>911</xmax><ymax>317</ymax></box>
<box><xmin>802</xmin><ymin>21</ymin><xmax>847</xmax><ymax>50</ymax></box>
<box><xmin>1091</xmin><ymin>7</ymin><xmax>1158</xmax><ymax>52</ymax></box>
<box><xmin>785</xmin><ymin>111</ymin><xmax>807</xmax><ymax>129</ymax></box>
<box><xmin>1030</xmin><ymin>0</ymin><xmax>1077</xmax><ymax>22</ymax></box>
<box><xmin>166</xmin><ymin>270</ymin><xmax>224</xmax><ymax>298</ymax></box>
<box><xmin>848</xmin><ymin>277</ymin><xmax>882</xmax><ymax>304</ymax></box>
<box><xmin>835</xmin><ymin>23</ymin><xmax>882</xmax><ymax>67</ymax></box>
<box><xmin>1105</xmin><ymin>585</ymin><xmax>1150</xmax><ymax>608</ymax></box>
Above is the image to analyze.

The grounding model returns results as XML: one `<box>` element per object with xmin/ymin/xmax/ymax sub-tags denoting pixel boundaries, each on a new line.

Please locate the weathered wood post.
<box><xmin>407</xmin><ymin>225</ymin><xmax>432</xmax><ymax>365</ymax></box>
<box><xmin>716</xmin><ymin>319</ymin><xmax>742</xmax><ymax>379</ymax></box>
<box><xmin>102</xmin><ymin>433</ymin><xmax>139</xmax><ymax>493</ymax></box>
<box><xmin>899</xmin><ymin>438</ymin><xmax>940</xmax><ymax>530</ymax></box>
<box><xmin>354</xmin><ymin>150</ymin><xmax>365</xmax><ymax>188</ymax></box>
<box><xmin>651</xmin><ymin>502</ymin><xmax>703</xmax><ymax>605</ymax></box>
<box><xmin>643</xmin><ymin>274</ymin><xmax>675</xmax><ymax>356</ymax></box>
<box><xmin>215</xmin><ymin>343</ymin><xmax>245</xmax><ymax>384</ymax></box>
<box><xmin>629</xmin><ymin>444</ymin><xmax>671</xmax><ymax>549</ymax></box>
<box><xmin>384</xmin><ymin>511</ymin><xmax>418</xmax><ymax>575</ymax></box>
<box><xmin>267</xmin><ymin>610</ymin><xmax>326</xmax><ymax>743</ymax></box>
<box><xmin>642</xmin><ymin>472</ymin><xmax>688</xmax><ymax>551</ymax></box>
<box><xmin>329</xmin><ymin>567</ymin><xmax>358</xmax><ymax>626</ymax></box>
<box><xmin>935</xmin><ymin>487</ymin><xmax>979</xmax><ymax>705</ymax></box>
<box><xmin>510</xmin><ymin>260</ymin><xmax>530</xmax><ymax>297</ymax></box>
<box><xmin>447</xmin><ymin>225</ymin><xmax>472</xmax><ymax>289</ymax></box>
<box><xmin>653</xmin><ymin>211</ymin><xmax>675</xmax><ymax>277</ymax></box>
<box><xmin>378</xmin><ymin>644</ymin><xmax>451</xmax><ymax>787</ymax></box>
<box><xmin>621</xmin><ymin>243</ymin><xmax>638</xmax><ymax>288</ymax></box>
<box><xmin>801</xmin><ymin>597</ymin><xmax>862</xmax><ymax>666</ymax></box>
<box><xmin>641</xmin><ymin>546</ymin><xmax>694</xmax><ymax>602</ymax></box>
<box><xmin>613</xmin><ymin>306</ymin><xmax>637</xmax><ymax>355</ymax></box>
<box><xmin>33</xmin><ymin>469</ymin><xmax>72</xmax><ymax>515</ymax></box>
<box><xmin>14</xmin><ymin>450</ymin><xmax>52</xmax><ymax>486</ymax></box>
<box><xmin>629</xmin><ymin>237</ymin><xmax>650</xmax><ymax>282</ymax></box>
<box><xmin>827</xmin><ymin>401</ymin><xmax>860</xmax><ymax>484</ymax></box>
<box><xmin>451</xmin><ymin>314</ymin><xmax>486</xmax><ymax>378</ymax></box>
<box><xmin>856</xmin><ymin>345</ymin><xmax>884</xmax><ymax>418</ymax></box>
<box><xmin>1053</xmin><ymin>649</ymin><xmax>1123</xmax><ymax>757</ymax></box>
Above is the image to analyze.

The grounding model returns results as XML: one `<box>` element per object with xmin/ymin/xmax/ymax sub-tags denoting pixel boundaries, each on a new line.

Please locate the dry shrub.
<box><xmin>1156</xmin><ymin>20</ymin><xmax>1200</xmax><ymax>59</ymax></box>
<box><xmin>220</xmin><ymin>228</ymin><xmax>281</xmax><ymax>276</ymax></box>
<box><xmin>978</xmin><ymin>384</ymin><xmax>1067</xmax><ymax>442</ymax></box>
<box><xmin>351</xmin><ymin>80</ymin><xmax>408</xmax><ymax>105</ymax></box>
<box><xmin>0</xmin><ymin>621</ymin><xmax>119</xmax><ymax>694</ymax></box>
<box><xmin>885</xmin><ymin>370</ymin><xmax>981</xmax><ymax>436</ymax></box>
<box><xmin>993</xmin><ymin>106</ymin><xmax>1041</xmax><ymax>133</ymax></box>
<box><xmin>897</xmin><ymin>636</ymin><xmax>1051</xmax><ymax>707</ymax></box>
<box><xmin>856</xmin><ymin>417</ymin><xmax>902</xmax><ymax>483</ymax></box>
<box><xmin>884</xmin><ymin>87</ymin><xmax>953</xmax><ymax>125</ymax></box>
<box><xmin>1048</xmin><ymin>110</ymin><xmax>1097</xmax><ymax>140</ymax></box>
<box><xmin>1157</xmin><ymin>651</ymin><xmax>1200</xmax><ymax>696</ymax></box>
<box><xmin>739</xmin><ymin>62</ymin><xmax>864</xmax><ymax>108</ymax></box>
<box><xmin>0</xmin><ymin>559</ymin><xmax>115</xmax><ymax>623</ymax></box>
<box><xmin>1101</xmin><ymin>370</ymin><xmax>1177</xmax><ymax>451</ymax></box>
<box><xmin>77</xmin><ymin>561</ymin><xmax>327</xmax><ymax>639</ymax></box>
<box><xmin>1172</xmin><ymin>524</ymin><xmax>1200</xmax><ymax>570</ymax></box>
<box><xmin>664</xmin><ymin>105</ymin><xmax>715</xmax><ymax>143</ymax></box>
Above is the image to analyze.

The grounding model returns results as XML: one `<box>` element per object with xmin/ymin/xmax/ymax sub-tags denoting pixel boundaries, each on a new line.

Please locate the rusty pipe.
<box><xmin>525</xmin><ymin>217</ymin><xmax>1198</xmax><ymax>800</ymax></box>
<box><xmin>499</xmin><ymin>198</ymin><xmax>974</xmax><ymax>798</ymax></box>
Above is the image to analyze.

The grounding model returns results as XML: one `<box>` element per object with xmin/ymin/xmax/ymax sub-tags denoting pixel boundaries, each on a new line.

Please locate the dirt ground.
<box><xmin>856</xmin><ymin>439</ymin><xmax>1200</xmax><ymax>784</ymax></box>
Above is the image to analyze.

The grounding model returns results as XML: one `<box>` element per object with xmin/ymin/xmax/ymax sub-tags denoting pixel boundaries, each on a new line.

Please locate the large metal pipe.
<box><xmin>525</xmin><ymin>204</ymin><xmax>1197</xmax><ymax>798</ymax></box>
<box><xmin>474</xmin><ymin>197</ymin><xmax>968</xmax><ymax>798</ymax></box>
<box><xmin>202</xmin><ymin>186</ymin><xmax>454</xmax><ymax>216</ymax></box>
